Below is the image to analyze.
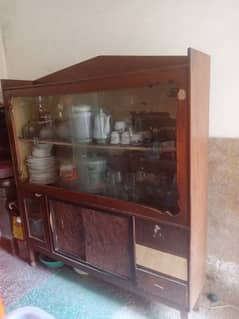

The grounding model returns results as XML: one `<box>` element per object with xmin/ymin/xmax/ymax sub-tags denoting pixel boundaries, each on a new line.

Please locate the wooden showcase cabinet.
<box><xmin>2</xmin><ymin>48</ymin><xmax>210</xmax><ymax>319</ymax></box>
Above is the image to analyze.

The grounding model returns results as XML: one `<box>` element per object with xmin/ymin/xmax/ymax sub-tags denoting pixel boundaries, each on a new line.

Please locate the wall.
<box><xmin>207</xmin><ymin>138</ymin><xmax>239</xmax><ymax>288</ymax></box>
<box><xmin>0</xmin><ymin>32</ymin><xmax>7</xmax><ymax>78</ymax></box>
<box><xmin>0</xmin><ymin>0</ymin><xmax>239</xmax><ymax>137</ymax></box>
<box><xmin>0</xmin><ymin>29</ymin><xmax>7</xmax><ymax>101</ymax></box>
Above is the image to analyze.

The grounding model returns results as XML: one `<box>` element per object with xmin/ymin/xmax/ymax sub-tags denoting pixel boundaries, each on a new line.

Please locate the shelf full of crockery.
<box><xmin>18</xmin><ymin>137</ymin><xmax>176</xmax><ymax>153</ymax></box>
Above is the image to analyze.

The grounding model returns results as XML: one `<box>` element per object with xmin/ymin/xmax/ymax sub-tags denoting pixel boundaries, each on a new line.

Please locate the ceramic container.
<box><xmin>130</xmin><ymin>132</ymin><xmax>143</xmax><ymax>145</ymax></box>
<box><xmin>71</xmin><ymin>105</ymin><xmax>92</xmax><ymax>143</ymax></box>
<box><xmin>114</xmin><ymin>121</ymin><xmax>126</xmax><ymax>133</ymax></box>
<box><xmin>110</xmin><ymin>131</ymin><xmax>120</xmax><ymax>144</ymax></box>
<box><xmin>121</xmin><ymin>131</ymin><xmax>131</xmax><ymax>145</ymax></box>
<box><xmin>93</xmin><ymin>108</ymin><xmax>111</xmax><ymax>144</ymax></box>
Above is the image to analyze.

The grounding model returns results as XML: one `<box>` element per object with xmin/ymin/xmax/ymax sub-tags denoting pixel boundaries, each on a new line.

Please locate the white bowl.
<box><xmin>36</xmin><ymin>143</ymin><xmax>53</xmax><ymax>151</ymax></box>
<box><xmin>32</xmin><ymin>149</ymin><xmax>51</xmax><ymax>158</ymax></box>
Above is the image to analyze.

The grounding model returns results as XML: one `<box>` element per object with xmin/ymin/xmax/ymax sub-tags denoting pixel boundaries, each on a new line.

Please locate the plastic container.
<box><xmin>39</xmin><ymin>255</ymin><xmax>64</xmax><ymax>269</ymax></box>
<box><xmin>5</xmin><ymin>306</ymin><xmax>56</xmax><ymax>319</ymax></box>
<box><xmin>0</xmin><ymin>297</ymin><xmax>5</xmax><ymax>319</ymax></box>
<box><xmin>12</xmin><ymin>217</ymin><xmax>24</xmax><ymax>240</ymax></box>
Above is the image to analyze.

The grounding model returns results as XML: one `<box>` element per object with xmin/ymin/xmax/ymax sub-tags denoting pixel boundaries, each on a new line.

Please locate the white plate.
<box><xmin>31</xmin><ymin>180</ymin><xmax>56</xmax><ymax>184</ymax></box>
<box><xmin>27</xmin><ymin>163</ymin><xmax>56</xmax><ymax>168</ymax></box>
<box><xmin>28</xmin><ymin>167</ymin><xmax>57</xmax><ymax>175</ymax></box>
<box><xmin>27</xmin><ymin>163</ymin><xmax>57</xmax><ymax>169</ymax></box>
<box><xmin>32</xmin><ymin>151</ymin><xmax>51</xmax><ymax>158</ymax></box>
<box><xmin>30</xmin><ymin>171</ymin><xmax>57</xmax><ymax>176</ymax></box>
<box><xmin>27</xmin><ymin>160</ymin><xmax>56</xmax><ymax>165</ymax></box>
<box><xmin>30</xmin><ymin>169</ymin><xmax>56</xmax><ymax>173</ymax></box>
<box><xmin>27</xmin><ymin>155</ymin><xmax>55</xmax><ymax>161</ymax></box>
<box><xmin>73</xmin><ymin>267</ymin><xmax>88</xmax><ymax>276</ymax></box>
<box><xmin>30</xmin><ymin>176</ymin><xmax>57</xmax><ymax>183</ymax></box>
<box><xmin>30</xmin><ymin>174</ymin><xmax>57</xmax><ymax>180</ymax></box>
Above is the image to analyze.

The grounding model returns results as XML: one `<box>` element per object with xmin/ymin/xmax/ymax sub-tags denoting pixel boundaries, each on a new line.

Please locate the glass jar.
<box><xmin>22</xmin><ymin>121</ymin><xmax>40</xmax><ymax>138</ymax></box>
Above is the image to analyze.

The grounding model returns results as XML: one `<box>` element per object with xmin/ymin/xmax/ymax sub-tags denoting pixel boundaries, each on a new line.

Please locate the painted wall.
<box><xmin>0</xmin><ymin>32</ymin><xmax>7</xmax><ymax>77</ymax></box>
<box><xmin>0</xmin><ymin>30</ymin><xmax>7</xmax><ymax>102</ymax></box>
<box><xmin>0</xmin><ymin>0</ymin><xmax>238</xmax><ymax>137</ymax></box>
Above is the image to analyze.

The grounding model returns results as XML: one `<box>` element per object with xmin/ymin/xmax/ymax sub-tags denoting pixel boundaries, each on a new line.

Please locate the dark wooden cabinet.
<box><xmin>82</xmin><ymin>208</ymin><xmax>132</xmax><ymax>278</ymax></box>
<box><xmin>2</xmin><ymin>48</ymin><xmax>210</xmax><ymax>319</ymax></box>
<box><xmin>49</xmin><ymin>199</ymin><xmax>85</xmax><ymax>260</ymax></box>
<box><xmin>135</xmin><ymin>218</ymin><xmax>189</xmax><ymax>258</ymax></box>
<box><xmin>136</xmin><ymin>268</ymin><xmax>188</xmax><ymax>308</ymax></box>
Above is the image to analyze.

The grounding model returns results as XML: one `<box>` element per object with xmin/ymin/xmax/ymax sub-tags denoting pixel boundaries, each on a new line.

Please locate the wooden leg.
<box><xmin>180</xmin><ymin>310</ymin><xmax>188</xmax><ymax>319</ymax></box>
<box><xmin>29</xmin><ymin>248</ymin><xmax>36</xmax><ymax>267</ymax></box>
<box><xmin>10</xmin><ymin>238</ymin><xmax>17</xmax><ymax>256</ymax></box>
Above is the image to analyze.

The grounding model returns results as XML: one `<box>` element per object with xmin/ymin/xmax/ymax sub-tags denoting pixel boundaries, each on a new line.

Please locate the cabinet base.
<box><xmin>29</xmin><ymin>248</ymin><xmax>36</xmax><ymax>266</ymax></box>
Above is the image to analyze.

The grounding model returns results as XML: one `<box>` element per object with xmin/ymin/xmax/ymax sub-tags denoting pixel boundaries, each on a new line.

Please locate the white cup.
<box><xmin>110</xmin><ymin>131</ymin><xmax>120</xmax><ymax>144</ymax></box>
<box><xmin>121</xmin><ymin>131</ymin><xmax>131</xmax><ymax>145</ymax></box>
<box><xmin>131</xmin><ymin>132</ymin><xmax>143</xmax><ymax>145</ymax></box>
<box><xmin>114</xmin><ymin>121</ymin><xmax>126</xmax><ymax>133</ymax></box>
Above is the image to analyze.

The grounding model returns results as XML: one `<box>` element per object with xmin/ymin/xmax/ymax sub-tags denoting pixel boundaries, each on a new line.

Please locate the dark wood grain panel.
<box><xmin>21</xmin><ymin>183</ymin><xmax>190</xmax><ymax>228</ymax></box>
<box><xmin>135</xmin><ymin>218</ymin><xmax>189</xmax><ymax>258</ymax></box>
<box><xmin>35</xmin><ymin>55</ymin><xmax>187</xmax><ymax>84</ymax></box>
<box><xmin>82</xmin><ymin>208</ymin><xmax>132</xmax><ymax>278</ymax></box>
<box><xmin>50</xmin><ymin>200</ymin><xmax>85</xmax><ymax>259</ymax></box>
<box><xmin>188</xmin><ymin>48</ymin><xmax>210</xmax><ymax>308</ymax></box>
<box><xmin>136</xmin><ymin>268</ymin><xmax>188</xmax><ymax>308</ymax></box>
<box><xmin>1</xmin><ymin>80</ymin><xmax>32</xmax><ymax>91</ymax></box>
<box><xmin>5</xmin><ymin>67</ymin><xmax>186</xmax><ymax>98</ymax></box>
<box><xmin>176</xmin><ymin>78</ymin><xmax>190</xmax><ymax>224</ymax></box>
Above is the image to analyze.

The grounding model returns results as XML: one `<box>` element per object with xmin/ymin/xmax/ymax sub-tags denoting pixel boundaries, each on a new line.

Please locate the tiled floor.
<box><xmin>1</xmin><ymin>248</ymin><xmax>239</xmax><ymax>319</ymax></box>
<box><xmin>0</xmin><ymin>248</ymin><xmax>56</xmax><ymax>306</ymax></box>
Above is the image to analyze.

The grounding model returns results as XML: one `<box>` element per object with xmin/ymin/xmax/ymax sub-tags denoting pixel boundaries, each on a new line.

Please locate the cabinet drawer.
<box><xmin>136</xmin><ymin>244</ymin><xmax>188</xmax><ymax>280</ymax></box>
<box><xmin>136</xmin><ymin>268</ymin><xmax>188</xmax><ymax>308</ymax></box>
<box><xmin>135</xmin><ymin>218</ymin><xmax>189</xmax><ymax>258</ymax></box>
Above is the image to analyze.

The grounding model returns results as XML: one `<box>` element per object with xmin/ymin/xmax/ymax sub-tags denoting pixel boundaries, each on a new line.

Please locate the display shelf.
<box><xmin>18</xmin><ymin>137</ymin><xmax>176</xmax><ymax>153</ymax></box>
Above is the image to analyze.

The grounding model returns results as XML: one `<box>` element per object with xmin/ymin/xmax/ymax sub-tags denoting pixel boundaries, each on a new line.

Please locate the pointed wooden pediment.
<box><xmin>34</xmin><ymin>55</ymin><xmax>187</xmax><ymax>84</ymax></box>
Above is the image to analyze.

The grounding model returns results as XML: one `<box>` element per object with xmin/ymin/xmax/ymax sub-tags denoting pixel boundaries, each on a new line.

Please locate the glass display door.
<box><xmin>13</xmin><ymin>81</ymin><xmax>186</xmax><ymax>217</ymax></box>
<box><xmin>23</xmin><ymin>192</ymin><xmax>49</xmax><ymax>246</ymax></box>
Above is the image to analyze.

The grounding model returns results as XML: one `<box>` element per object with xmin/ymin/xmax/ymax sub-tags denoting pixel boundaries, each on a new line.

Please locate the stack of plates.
<box><xmin>26</xmin><ymin>155</ymin><xmax>57</xmax><ymax>184</ymax></box>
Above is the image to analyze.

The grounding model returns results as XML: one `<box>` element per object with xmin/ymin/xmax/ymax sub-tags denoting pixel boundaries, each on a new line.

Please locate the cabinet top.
<box><xmin>1</xmin><ymin>48</ymin><xmax>210</xmax><ymax>97</ymax></box>
<box><xmin>34</xmin><ymin>55</ymin><xmax>188</xmax><ymax>85</ymax></box>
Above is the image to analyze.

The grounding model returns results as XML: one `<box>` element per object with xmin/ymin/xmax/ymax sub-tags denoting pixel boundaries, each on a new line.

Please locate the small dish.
<box><xmin>39</xmin><ymin>255</ymin><xmax>64</xmax><ymax>268</ymax></box>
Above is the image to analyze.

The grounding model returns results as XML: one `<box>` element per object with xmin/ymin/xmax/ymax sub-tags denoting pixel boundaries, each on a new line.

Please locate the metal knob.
<box><xmin>34</xmin><ymin>193</ymin><xmax>43</xmax><ymax>198</ymax></box>
<box><xmin>154</xmin><ymin>283</ymin><xmax>164</xmax><ymax>290</ymax></box>
<box><xmin>8</xmin><ymin>201</ymin><xmax>18</xmax><ymax>211</ymax></box>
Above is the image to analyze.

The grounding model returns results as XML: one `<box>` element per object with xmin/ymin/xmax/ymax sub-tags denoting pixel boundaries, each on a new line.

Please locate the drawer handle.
<box><xmin>154</xmin><ymin>283</ymin><xmax>164</xmax><ymax>290</ymax></box>
<box><xmin>153</xmin><ymin>225</ymin><xmax>165</xmax><ymax>239</ymax></box>
<box><xmin>8</xmin><ymin>201</ymin><xmax>18</xmax><ymax>211</ymax></box>
<box><xmin>34</xmin><ymin>193</ymin><xmax>43</xmax><ymax>198</ymax></box>
<box><xmin>153</xmin><ymin>225</ymin><xmax>161</xmax><ymax>238</ymax></box>
<box><xmin>49</xmin><ymin>209</ymin><xmax>54</xmax><ymax>233</ymax></box>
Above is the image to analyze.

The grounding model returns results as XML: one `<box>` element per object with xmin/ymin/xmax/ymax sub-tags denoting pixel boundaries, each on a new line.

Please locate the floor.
<box><xmin>0</xmin><ymin>248</ymin><xmax>239</xmax><ymax>319</ymax></box>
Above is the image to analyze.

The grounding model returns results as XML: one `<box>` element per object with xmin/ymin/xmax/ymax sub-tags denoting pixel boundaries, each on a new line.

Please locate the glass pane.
<box><xmin>25</xmin><ymin>198</ymin><xmax>45</xmax><ymax>240</ymax></box>
<box><xmin>14</xmin><ymin>83</ymin><xmax>179</xmax><ymax>215</ymax></box>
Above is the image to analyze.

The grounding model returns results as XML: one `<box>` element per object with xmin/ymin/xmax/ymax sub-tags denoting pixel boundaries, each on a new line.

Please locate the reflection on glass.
<box><xmin>25</xmin><ymin>198</ymin><xmax>45</xmax><ymax>240</ymax></box>
<box><xmin>14</xmin><ymin>83</ymin><xmax>179</xmax><ymax>214</ymax></box>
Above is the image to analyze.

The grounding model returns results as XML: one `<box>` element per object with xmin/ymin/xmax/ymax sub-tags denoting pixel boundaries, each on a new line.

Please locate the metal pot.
<box><xmin>78</xmin><ymin>155</ymin><xmax>107</xmax><ymax>193</ymax></box>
